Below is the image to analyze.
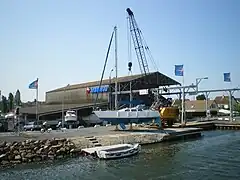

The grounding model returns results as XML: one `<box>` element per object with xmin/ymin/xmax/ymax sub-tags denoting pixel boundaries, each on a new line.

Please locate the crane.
<box><xmin>126</xmin><ymin>8</ymin><xmax>150</xmax><ymax>76</ymax></box>
<box><xmin>126</xmin><ymin>8</ymin><xmax>178</xmax><ymax>127</ymax></box>
<box><xmin>126</xmin><ymin>8</ymin><xmax>162</xmax><ymax>100</ymax></box>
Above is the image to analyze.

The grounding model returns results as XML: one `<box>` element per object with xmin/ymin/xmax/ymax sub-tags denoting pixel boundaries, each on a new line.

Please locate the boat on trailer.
<box><xmin>82</xmin><ymin>143</ymin><xmax>141</xmax><ymax>160</ymax></box>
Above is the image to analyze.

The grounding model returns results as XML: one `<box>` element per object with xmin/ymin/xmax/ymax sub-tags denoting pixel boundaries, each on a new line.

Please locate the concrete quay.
<box><xmin>0</xmin><ymin>126</ymin><xmax>202</xmax><ymax>167</ymax></box>
<box><xmin>173</xmin><ymin>119</ymin><xmax>240</xmax><ymax>130</ymax></box>
<box><xmin>0</xmin><ymin>126</ymin><xmax>202</xmax><ymax>149</ymax></box>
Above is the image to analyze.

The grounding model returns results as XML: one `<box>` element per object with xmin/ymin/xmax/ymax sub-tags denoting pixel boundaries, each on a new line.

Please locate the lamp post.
<box><xmin>196</xmin><ymin>77</ymin><xmax>209</xmax><ymax>118</ymax></box>
<box><xmin>62</xmin><ymin>84</ymin><xmax>70</xmax><ymax>128</ymax></box>
<box><xmin>109</xmin><ymin>69</ymin><xmax>114</xmax><ymax>110</ymax></box>
<box><xmin>196</xmin><ymin>77</ymin><xmax>208</xmax><ymax>93</ymax></box>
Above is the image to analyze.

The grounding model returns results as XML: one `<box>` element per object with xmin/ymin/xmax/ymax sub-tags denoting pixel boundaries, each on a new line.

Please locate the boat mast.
<box><xmin>114</xmin><ymin>26</ymin><xmax>118</xmax><ymax>110</ymax></box>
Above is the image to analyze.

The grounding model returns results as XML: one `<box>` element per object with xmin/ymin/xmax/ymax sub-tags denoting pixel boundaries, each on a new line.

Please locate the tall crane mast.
<box><xmin>126</xmin><ymin>8</ymin><xmax>171</xmax><ymax>108</ymax></box>
<box><xmin>126</xmin><ymin>8</ymin><xmax>150</xmax><ymax>76</ymax></box>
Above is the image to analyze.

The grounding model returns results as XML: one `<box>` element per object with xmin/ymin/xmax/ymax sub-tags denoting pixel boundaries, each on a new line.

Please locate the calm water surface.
<box><xmin>0</xmin><ymin>130</ymin><xmax>240</xmax><ymax>180</ymax></box>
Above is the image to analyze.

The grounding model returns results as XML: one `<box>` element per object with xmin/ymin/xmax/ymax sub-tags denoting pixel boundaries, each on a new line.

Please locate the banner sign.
<box><xmin>90</xmin><ymin>85</ymin><xmax>109</xmax><ymax>93</ymax></box>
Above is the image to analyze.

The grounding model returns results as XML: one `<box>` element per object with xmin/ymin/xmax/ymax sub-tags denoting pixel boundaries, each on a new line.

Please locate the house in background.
<box><xmin>172</xmin><ymin>99</ymin><xmax>218</xmax><ymax>118</ymax></box>
<box><xmin>214</xmin><ymin>95</ymin><xmax>238</xmax><ymax>110</ymax></box>
<box><xmin>185</xmin><ymin>100</ymin><xmax>218</xmax><ymax>118</ymax></box>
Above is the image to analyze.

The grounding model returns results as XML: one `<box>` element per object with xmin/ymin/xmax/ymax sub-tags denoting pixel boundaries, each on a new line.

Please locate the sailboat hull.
<box><xmin>93</xmin><ymin>110</ymin><xmax>161</xmax><ymax>125</ymax></box>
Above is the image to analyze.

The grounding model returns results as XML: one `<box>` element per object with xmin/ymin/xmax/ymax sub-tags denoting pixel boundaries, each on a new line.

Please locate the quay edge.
<box><xmin>70</xmin><ymin>127</ymin><xmax>203</xmax><ymax>149</ymax></box>
<box><xmin>173</xmin><ymin>120</ymin><xmax>240</xmax><ymax>130</ymax></box>
<box><xmin>0</xmin><ymin>127</ymin><xmax>202</xmax><ymax>167</ymax></box>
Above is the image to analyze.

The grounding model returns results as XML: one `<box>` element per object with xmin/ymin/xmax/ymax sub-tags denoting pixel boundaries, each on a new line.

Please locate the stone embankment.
<box><xmin>0</xmin><ymin>138</ymin><xmax>81</xmax><ymax>167</ymax></box>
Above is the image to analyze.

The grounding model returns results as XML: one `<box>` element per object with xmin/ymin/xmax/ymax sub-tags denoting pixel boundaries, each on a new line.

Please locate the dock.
<box><xmin>69</xmin><ymin>127</ymin><xmax>203</xmax><ymax>151</ymax></box>
<box><xmin>173</xmin><ymin>120</ymin><xmax>240</xmax><ymax>130</ymax></box>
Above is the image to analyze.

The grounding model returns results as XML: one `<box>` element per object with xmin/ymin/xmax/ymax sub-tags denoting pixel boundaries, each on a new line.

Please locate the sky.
<box><xmin>0</xmin><ymin>0</ymin><xmax>239</xmax><ymax>102</ymax></box>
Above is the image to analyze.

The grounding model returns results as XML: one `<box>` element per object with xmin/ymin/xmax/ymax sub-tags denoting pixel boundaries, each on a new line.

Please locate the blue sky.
<box><xmin>0</xmin><ymin>0</ymin><xmax>239</xmax><ymax>101</ymax></box>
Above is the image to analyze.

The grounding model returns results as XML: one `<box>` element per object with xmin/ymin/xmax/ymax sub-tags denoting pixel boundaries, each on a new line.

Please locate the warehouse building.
<box><xmin>20</xmin><ymin>71</ymin><xmax>180</xmax><ymax>123</ymax></box>
<box><xmin>46</xmin><ymin>71</ymin><xmax>180</xmax><ymax>105</ymax></box>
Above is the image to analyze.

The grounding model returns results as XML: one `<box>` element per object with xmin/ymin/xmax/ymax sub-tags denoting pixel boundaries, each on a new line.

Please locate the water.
<box><xmin>1</xmin><ymin>130</ymin><xmax>240</xmax><ymax>180</ymax></box>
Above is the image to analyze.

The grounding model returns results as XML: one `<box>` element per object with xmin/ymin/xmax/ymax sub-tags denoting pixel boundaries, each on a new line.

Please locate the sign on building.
<box><xmin>89</xmin><ymin>85</ymin><xmax>109</xmax><ymax>94</ymax></box>
<box><xmin>139</xmin><ymin>89</ymin><xmax>148</xmax><ymax>95</ymax></box>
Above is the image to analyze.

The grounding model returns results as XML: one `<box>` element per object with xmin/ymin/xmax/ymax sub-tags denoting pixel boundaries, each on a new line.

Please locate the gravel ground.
<box><xmin>0</xmin><ymin>126</ymin><xmax>123</xmax><ymax>142</ymax></box>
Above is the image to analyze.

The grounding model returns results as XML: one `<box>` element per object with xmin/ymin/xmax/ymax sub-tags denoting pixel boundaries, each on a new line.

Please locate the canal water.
<box><xmin>0</xmin><ymin>130</ymin><xmax>240</xmax><ymax>180</ymax></box>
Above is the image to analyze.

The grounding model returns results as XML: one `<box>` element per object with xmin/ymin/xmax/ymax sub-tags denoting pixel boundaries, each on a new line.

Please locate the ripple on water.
<box><xmin>0</xmin><ymin>130</ymin><xmax>240</xmax><ymax>180</ymax></box>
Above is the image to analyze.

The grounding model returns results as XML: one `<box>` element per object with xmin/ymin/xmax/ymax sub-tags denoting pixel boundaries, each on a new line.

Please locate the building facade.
<box><xmin>46</xmin><ymin>85</ymin><xmax>109</xmax><ymax>104</ymax></box>
<box><xmin>45</xmin><ymin>72</ymin><xmax>180</xmax><ymax>107</ymax></box>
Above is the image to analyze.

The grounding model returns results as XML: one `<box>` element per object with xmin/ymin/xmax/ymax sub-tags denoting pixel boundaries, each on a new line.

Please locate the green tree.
<box><xmin>15</xmin><ymin>89</ymin><xmax>21</xmax><ymax>106</ymax></box>
<box><xmin>234</xmin><ymin>103</ymin><xmax>240</xmax><ymax>112</ymax></box>
<box><xmin>8</xmin><ymin>93</ymin><xmax>14</xmax><ymax>111</ymax></box>
<box><xmin>1</xmin><ymin>96</ymin><xmax>8</xmax><ymax>113</ymax></box>
<box><xmin>196</xmin><ymin>94</ymin><xmax>206</xmax><ymax>100</ymax></box>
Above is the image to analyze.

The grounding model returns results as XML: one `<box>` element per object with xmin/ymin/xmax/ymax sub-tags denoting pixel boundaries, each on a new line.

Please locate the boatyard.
<box><xmin>1</xmin><ymin>117</ymin><xmax>240</xmax><ymax>167</ymax></box>
<box><xmin>0</xmin><ymin>0</ymin><xmax>239</xmax><ymax>179</ymax></box>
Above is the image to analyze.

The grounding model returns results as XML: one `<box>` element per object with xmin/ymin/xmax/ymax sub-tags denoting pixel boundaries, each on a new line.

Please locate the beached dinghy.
<box><xmin>96</xmin><ymin>143</ymin><xmax>141</xmax><ymax>160</ymax></box>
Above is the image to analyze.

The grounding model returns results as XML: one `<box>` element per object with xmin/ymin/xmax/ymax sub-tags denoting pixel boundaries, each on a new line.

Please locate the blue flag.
<box><xmin>29</xmin><ymin>78</ymin><xmax>38</xmax><ymax>89</ymax></box>
<box><xmin>223</xmin><ymin>73</ymin><xmax>231</xmax><ymax>82</ymax></box>
<box><xmin>175</xmin><ymin>65</ymin><xmax>184</xmax><ymax>76</ymax></box>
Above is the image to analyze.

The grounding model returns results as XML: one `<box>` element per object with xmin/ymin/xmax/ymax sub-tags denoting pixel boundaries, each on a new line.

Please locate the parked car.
<box><xmin>23</xmin><ymin>122</ymin><xmax>42</xmax><ymax>131</ymax></box>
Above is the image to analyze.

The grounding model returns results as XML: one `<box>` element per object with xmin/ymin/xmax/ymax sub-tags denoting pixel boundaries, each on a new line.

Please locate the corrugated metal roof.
<box><xmin>20</xmin><ymin>102</ymin><xmax>107</xmax><ymax>115</ymax></box>
<box><xmin>47</xmin><ymin>73</ymin><xmax>143</xmax><ymax>93</ymax></box>
<box><xmin>47</xmin><ymin>71</ymin><xmax>180</xmax><ymax>93</ymax></box>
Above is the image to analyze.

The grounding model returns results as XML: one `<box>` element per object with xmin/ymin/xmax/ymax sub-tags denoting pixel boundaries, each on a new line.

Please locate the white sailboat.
<box><xmin>93</xmin><ymin>26</ymin><xmax>161</xmax><ymax>126</ymax></box>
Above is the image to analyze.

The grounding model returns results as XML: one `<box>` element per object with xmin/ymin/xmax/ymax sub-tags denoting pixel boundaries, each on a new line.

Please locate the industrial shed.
<box><xmin>20</xmin><ymin>71</ymin><xmax>179</xmax><ymax>121</ymax></box>
<box><xmin>45</xmin><ymin>71</ymin><xmax>180</xmax><ymax>105</ymax></box>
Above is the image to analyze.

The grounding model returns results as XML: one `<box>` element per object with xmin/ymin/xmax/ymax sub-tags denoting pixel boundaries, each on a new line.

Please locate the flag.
<box><xmin>29</xmin><ymin>78</ymin><xmax>38</xmax><ymax>89</ymax></box>
<box><xmin>223</xmin><ymin>73</ymin><xmax>231</xmax><ymax>82</ymax></box>
<box><xmin>175</xmin><ymin>65</ymin><xmax>184</xmax><ymax>76</ymax></box>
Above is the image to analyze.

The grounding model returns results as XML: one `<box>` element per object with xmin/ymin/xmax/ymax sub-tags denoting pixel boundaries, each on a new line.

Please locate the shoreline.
<box><xmin>0</xmin><ymin>126</ymin><xmax>202</xmax><ymax>168</ymax></box>
<box><xmin>1</xmin><ymin>119</ymin><xmax>240</xmax><ymax>168</ymax></box>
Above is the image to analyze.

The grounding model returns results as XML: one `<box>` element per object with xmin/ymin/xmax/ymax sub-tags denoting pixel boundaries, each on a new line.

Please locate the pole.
<box><xmin>229</xmin><ymin>90</ymin><xmax>233</xmax><ymax>121</ymax></box>
<box><xmin>114</xmin><ymin>26</ymin><xmax>118</xmax><ymax>110</ymax></box>
<box><xmin>196</xmin><ymin>79</ymin><xmax>199</xmax><ymax>93</ymax></box>
<box><xmin>61</xmin><ymin>95</ymin><xmax>64</xmax><ymax>128</ymax></box>
<box><xmin>62</xmin><ymin>85</ymin><xmax>69</xmax><ymax>128</ymax></box>
<box><xmin>17</xmin><ymin>115</ymin><xmax>20</xmax><ymax>136</ymax></box>
<box><xmin>129</xmin><ymin>71</ymin><xmax>132</xmax><ymax>108</ymax></box>
<box><xmin>181</xmin><ymin>75</ymin><xmax>185</xmax><ymax>125</ymax></box>
<box><xmin>36</xmin><ymin>78</ymin><xmax>39</xmax><ymax>124</ymax></box>
<box><xmin>205</xmin><ymin>92</ymin><xmax>208</xmax><ymax>118</ymax></box>
<box><xmin>109</xmin><ymin>75</ymin><xmax>112</xmax><ymax>110</ymax></box>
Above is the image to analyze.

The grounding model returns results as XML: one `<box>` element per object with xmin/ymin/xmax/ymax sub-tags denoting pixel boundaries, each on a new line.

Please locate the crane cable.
<box><xmin>127</xmin><ymin>16</ymin><xmax>132</xmax><ymax>73</ymax></box>
<box><xmin>140</xmin><ymin>30</ymin><xmax>159</xmax><ymax>72</ymax></box>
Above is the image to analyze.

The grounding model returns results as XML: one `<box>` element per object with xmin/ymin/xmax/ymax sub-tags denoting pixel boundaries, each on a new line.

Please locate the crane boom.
<box><xmin>126</xmin><ymin>8</ymin><xmax>171</xmax><ymax>108</ymax></box>
<box><xmin>126</xmin><ymin>8</ymin><xmax>150</xmax><ymax>76</ymax></box>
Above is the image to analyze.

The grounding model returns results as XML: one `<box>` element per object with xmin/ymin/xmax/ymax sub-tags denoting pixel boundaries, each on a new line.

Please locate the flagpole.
<box><xmin>36</xmin><ymin>78</ymin><xmax>39</xmax><ymax>124</ymax></box>
<box><xmin>181</xmin><ymin>67</ymin><xmax>185</xmax><ymax>126</ymax></box>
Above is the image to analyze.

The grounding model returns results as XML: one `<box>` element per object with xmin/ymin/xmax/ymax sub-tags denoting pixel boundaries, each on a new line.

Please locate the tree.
<box><xmin>196</xmin><ymin>94</ymin><xmax>206</xmax><ymax>100</ymax></box>
<box><xmin>15</xmin><ymin>89</ymin><xmax>21</xmax><ymax>106</ymax></box>
<box><xmin>234</xmin><ymin>103</ymin><xmax>240</xmax><ymax>112</ymax></box>
<box><xmin>1</xmin><ymin>96</ymin><xmax>8</xmax><ymax>113</ymax></box>
<box><xmin>8</xmin><ymin>93</ymin><xmax>14</xmax><ymax>111</ymax></box>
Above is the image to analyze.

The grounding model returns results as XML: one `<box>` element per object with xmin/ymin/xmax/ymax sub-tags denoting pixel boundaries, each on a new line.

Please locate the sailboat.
<box><xmin>93</xmin><ymin>26</ymin><xmax>161</xmax><ymax>126</ymax></box>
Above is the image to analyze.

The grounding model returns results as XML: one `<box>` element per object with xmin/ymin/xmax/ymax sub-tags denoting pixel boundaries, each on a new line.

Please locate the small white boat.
<box><xmin>65</xmin><ymin>110</ymin><xmax>77</xmax><ymax>122</ymax></box>
<box><xmin>96</xmin><ymin>143</ymin><xmax>141</xmax><ymax>160</ymax></box>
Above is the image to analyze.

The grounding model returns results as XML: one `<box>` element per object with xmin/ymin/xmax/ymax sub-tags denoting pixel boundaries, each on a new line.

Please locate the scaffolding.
<box><xmin>158</xmin><ymin>86</ymin><xmax>240</xmax><ymax>124</ymax></box>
